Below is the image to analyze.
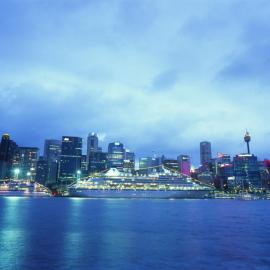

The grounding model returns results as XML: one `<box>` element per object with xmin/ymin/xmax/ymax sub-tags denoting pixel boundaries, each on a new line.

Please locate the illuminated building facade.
<box><xmin>233</xmin><ymin>154</ymin><xmax>261</xmax><ymax>189</ymax></box>
<box><xmin>87</xmin><ymin>133</ymin><xmax>99</xmax><ymax>166</ymax></box>
<box><xmin>81</xmin><ymin>155</ymin><xmax>88</xmax><ymax>177</ymax></box>
<box><xmin>59</xmin><ymin>136</ymin><xmax>82</xmax><ymax>183</ymax></box>
<box><xmin>12</xmin><ymin>147</ymin><xmax>39</xmax><ymax>179</ymax></box>
<box><xmin>36</xmin><ymin>156</ymin><xmax>49</xmax><ymax>185</ymax></box>
<box><xmin>177</xmin><ymin>155</ymin><xmax>191</xmax><ymax>176</ymax></box>
<box><xmin>123</xmin><ymin>149</ymin><xmax>135</xmax><ymax>172</ymax></box>
<box><xmin>139</xmin><ymin>157</ymin><xmax>153</xmax><ymax>174</ymax></box>
<box><xmin>88</xmin><ymin>151</ymin><xmax>108</xmax><ymax>173</ymax></box>
<box><xmin>163</xmin><ymin>159</ymin><xmax>180</xmax><ymax>172</ymax></box>
<box><xmin>107</xmin><ymin>142</ymin><xmax>125</xmax><ymax>170</ymax></box>
<box><xmin>44</xmin><ymin>139</ymin><xmax>61</xmax><ymax>184</ymax></box>
<box><xmin>0</xmin><ymin>134</ymin><xmax>18</xmax><ymax>180</ymax></box>
<box><xmin>261</xmin><ymin>160</ymin><xmax>270</xmax><ymax>189</ymax></box>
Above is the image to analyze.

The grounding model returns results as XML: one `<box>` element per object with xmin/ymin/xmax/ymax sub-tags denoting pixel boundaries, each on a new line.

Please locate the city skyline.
<box><xmin>0</xmin><ymin>130</ymin><xmax>262</xmax><ymax>167</ymax></box>
<box><xmin>1</xmin><ymin>1</ymin><xmax>270</xmax><ymax>164</ymax></box>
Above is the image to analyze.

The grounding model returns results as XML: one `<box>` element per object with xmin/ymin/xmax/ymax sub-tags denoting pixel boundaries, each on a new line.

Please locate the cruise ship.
<box><xmin>68</xmin><ymin>167</ymin><xmax>213</xmax><ymax>199</ymax></box>
<box><xmin>0</xmin><ymin>180</ymin><xmax>50</xmax><ymax>197</ymax></box>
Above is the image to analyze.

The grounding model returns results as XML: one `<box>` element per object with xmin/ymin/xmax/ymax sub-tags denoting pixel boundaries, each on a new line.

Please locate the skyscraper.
<box><xmin>35</xmin><ymin>156</ymin><xmax>49</xmax><ymax>185</ymax></box>
<box><xmin>44</xmin><ymin>139</ymin><xmax>61</xmax><ymax>163</ymax></box>
<box><xmin>88</xmin><ymin>151</ymin><xmax>108</xmax><ymax>173</ymax></box>
<box><xmin>107</xmin><ymin>142</ymin><xmax>124</xmax><ymax>170</ymax></box>
<box><xmin>87</xmin><ymin>133</ymin><xmax>99</xmax><ymax>161</ymax></box>
<box><xmin>59</xmin><ymin>136</ymin><xmax>82</xmax><ymax>183</ymax></box>
<box><xmin>44</xmin><ymin>139</ymin><xmax>61</xmax><ymax>184</ymax></box>
<box><xmin>87</xmin><ymin>132</ymin><xmax>108</xmax><ymax>174</ymax></box>
<box><xmin>200</xmin><ymin>141</ymin><xmax>212</xmax><ymax>165</ymax></box>
<box><xmin>0</xmin><ymin>134</ymin><xmax>18</xmax><ymax>180</ymax></box>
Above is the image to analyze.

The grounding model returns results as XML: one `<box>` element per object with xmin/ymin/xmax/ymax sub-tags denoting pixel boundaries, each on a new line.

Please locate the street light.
<box><xmin>76</xmin><ymin>170</ymin><xmax>81</xmax><ymax>182</ymax></box>
<box><xmin>14</xmin><ymin>168</ymin><xmax>20</xmax><ymax>180</ymax></box>
<box><xmin>27</xmin><ymin>172</ymin><xmax>31</xmax><ymax>182</ymax></box>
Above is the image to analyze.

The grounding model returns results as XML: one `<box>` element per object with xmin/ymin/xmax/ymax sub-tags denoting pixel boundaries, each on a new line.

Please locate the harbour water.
<box><xmin>0</xmin><ymin>197</ymin><xmax>269</xmax><ymax>270</ymax></box>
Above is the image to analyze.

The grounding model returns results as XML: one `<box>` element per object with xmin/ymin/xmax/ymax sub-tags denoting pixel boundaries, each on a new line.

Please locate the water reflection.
<box><xmin>0</xmin><ymin>198</ymin><xmax>270</xmax><ymax>270</ymax></box>
<box><xmin>0</xmin><ymin>197</ymin><xmax>28</xmax><ymax>270</ymax></box>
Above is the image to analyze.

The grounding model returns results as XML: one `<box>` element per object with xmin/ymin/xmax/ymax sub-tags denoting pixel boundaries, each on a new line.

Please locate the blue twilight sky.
<box><xmin>0</xmin><ymin>0</ymin><xmax>270</xmax><ymax>165</ymax></box>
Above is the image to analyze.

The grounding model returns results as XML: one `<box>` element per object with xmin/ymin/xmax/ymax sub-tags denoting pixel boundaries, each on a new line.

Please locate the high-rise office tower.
<box><xmin>177</xmin><ymin>155</ymin><xmax>191</xmax><ymax>176</ymax></box>
<box><xmin>87</xmin><ymin>133</ymin><xmax>99</xmax><ymax>159</ymax></box>
<box><xmin>87</xmin><ymin>133</ymin><xmax>101</xmax><ymax>172</ymax></box>
<box><xmin>107</xmin><ymin>142</ymin><xmax>124</xmax><ymax>170</ymax></box>
<box><xmin>44</xmin><ymin>139</ymin><xmax>61</xmax><ymax>184</ymax></box>
<box><xmin>35</xmin><ymin>156</ymin><xmax>49</xmax><ymax>185</ymax></box>
<box><xmin>59</xmin><ymin>136</ymin><xmax>82</xmax><ymax>183</ymax></box>
<box><xmin>44</xmin><ymin>139</ymin><xmax>61</xmax><ymax>162</ymax></box>
<box><xmin>12</xmin><ymin>147</ymin><xmax>39</xmax><ymax>179</ymax></box>
<box><xmin>88</xmin><ymin>151</ymin><xmax>108</xmax><ymax>173</ymax></box>
<box><xmin>200</xmin><ymin>141</ymin><xmax>212</xmax><ymax>165</ymax></box>
<box><xmin>0</xmin><ymin>134</ymin><xmax>18</xmax><ymax>179</ymax></box>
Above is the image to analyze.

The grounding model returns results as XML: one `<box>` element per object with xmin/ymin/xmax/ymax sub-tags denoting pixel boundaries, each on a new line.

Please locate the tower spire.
<box><xmin>244</xmin><ymin>131</ymin><xmax>251</xmax><ymax>154</ymax></box>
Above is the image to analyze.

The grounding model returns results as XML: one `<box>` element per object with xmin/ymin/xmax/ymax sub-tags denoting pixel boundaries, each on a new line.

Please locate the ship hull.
<box><xmin>0</xmin><ymin>190</ymin><xmax>50</xmax><ymax>197</ymax></box>
<box><xmin>68</xmin><ymin>188</ymin><xmax>210</xmax><ymax>199</ymax></box>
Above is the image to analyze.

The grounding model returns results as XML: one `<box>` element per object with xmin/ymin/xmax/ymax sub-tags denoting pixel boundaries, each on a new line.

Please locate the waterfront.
<box><xmin>0</xmin><ymin>198</ymin><xmax>269</xmax><ymax>270</ymax></box>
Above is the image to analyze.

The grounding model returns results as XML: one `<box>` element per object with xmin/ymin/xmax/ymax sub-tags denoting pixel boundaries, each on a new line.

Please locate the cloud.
<box><xmin>1</xmin><ymin>0</ymin><xmax>270</xmax><ymax>165</ymax></box>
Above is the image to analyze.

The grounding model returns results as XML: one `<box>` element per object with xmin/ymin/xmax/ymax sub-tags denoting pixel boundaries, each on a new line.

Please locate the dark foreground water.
<box><xmin>0</xmin><ymin>198</ymin><xmax>269</xmax><ymax>270</ymax></box>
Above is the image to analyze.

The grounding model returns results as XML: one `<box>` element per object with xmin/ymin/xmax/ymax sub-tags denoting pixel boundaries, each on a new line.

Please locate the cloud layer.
<box><xmin>1</xmin><ymin>0</ymin><xmax>270</xmax><ymax>164</ymax></box>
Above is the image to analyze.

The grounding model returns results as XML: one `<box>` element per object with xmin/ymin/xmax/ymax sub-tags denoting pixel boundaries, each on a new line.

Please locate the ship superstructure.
<box><xmin>68</xmin><ymin>167</ymin><xmax>213</xmax><ymax>199</ymax></box>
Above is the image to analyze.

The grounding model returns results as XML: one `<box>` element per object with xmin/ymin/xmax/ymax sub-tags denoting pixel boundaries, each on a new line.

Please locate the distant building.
<box><xmin>216</xmin><ymin>153</ymin><xmax>231</xmax><ymax>164</ymax></box>
<box><xmin>139</xmin><ymin>156</ymin><xmax>164</xmax><ymax>174</ymax></box>
<box><xmin>233</xmin><ymin>154</ymin><xmax>261</xmax><ymax>189</ymax></box>
<box><xmin>197</xmin><ymin>171</ymin><xmax>214</xmax><ymax>185</ymax></box>
<box><xmin>0</xmin><ymin>134</ymin><xmax>18</xmax><ymax>180</ymax></box>
<box><xmin>59</xmin><ymin>136</ymin><xmax>82</xmax><ymax>183</ymax></box>
<box><xmin>218</xmin><ymin>163</ymin><xmax>234</xmax><ymax>189</ymax></box>
<box><xmin>123</xmin><ymin>149</ymin><xmax>135</xmax><ymax>172</ymax></box>
<box><xmin>35</xmin><ymin>156</ymin><xmax>49</xmax><ymax>185</ymax></box>
<box><xmin>88</xmin><ymin>151</ymin><xmax>108</xmax><ymax>173</ymax></box>
<box><xmin>107</xmin><ymin>142</ymin><xmax>125</xmax><ymax>170</ymax></box>
<box><xmin>200</xmin><ymin>141</ymin><xmax>212</xmax><ymax>165</ymax></box>
<box><xmin>12</xmin><ymin>147</ymin><xmax>39</xmax><ymax>179</ymax></box>
<box><xmin>210</xmin><ymin>154</ymin><xmax>231</xmax><ymax>178</ymax></box>
<box><xmin>81</xmin><ymin>155</ymin><xmax>88</xmax><ymax>177</ymax></box>
<box><xmin>44</xmin><ymin>139</ymin><xmax>61</xmax><ymax>162</ymax></box>
<box><xmin>261</xmin><ymin>160</ymin><xmax>270</xmax><ymax>189</ymax></box>
<box><xmin>44</xmin><ymin>139</ymin><xmax>61</xmax><ymax>184</ymax></box>
<box><xmin>177</xmin><ymin>155</ymin><xmax>191</xmax><ymax>176</ymax></box>
<box><xmin>139</xmin><ymin>157</ymin><xmax>153</xmax><ymax>174</ymax></box>
<box><xmin>87</xmin><ymin>133</ymin><xmax>99</xmax><ymax>166</ymax></box>
<box><xmin>163</xmin><ymin>159</ymin><xmax>180</xmax><ymax>172</ymax></box>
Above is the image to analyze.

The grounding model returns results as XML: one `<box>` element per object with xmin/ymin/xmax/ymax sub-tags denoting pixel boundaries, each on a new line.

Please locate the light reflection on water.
<box><xmin>0</xmin><ymin>197</ymin><xmax>270</xmax><ymax>270</ymax></box>
<box><xmin>0</xmin><ymin>197</ymin><xmax>28</xmax><ymax>269</ymax></box>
